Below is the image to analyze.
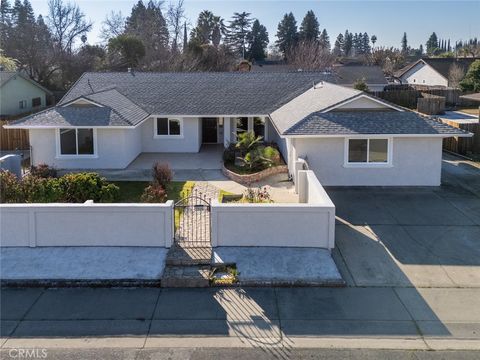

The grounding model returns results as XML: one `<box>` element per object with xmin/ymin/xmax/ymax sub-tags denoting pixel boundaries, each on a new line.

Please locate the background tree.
<box><xmin>276</xmin><ymin>12</ymin><xmax>298</xmax><ymax>57</ymax></box>
<box><xmin>226</xmin><ymin>11</ymin><xmax>253</xmax><ymax>58</ymax></box>
<box><xmin>319</xmin><ymin>28</ymin><xmax>330</xmax><ymax>51</ymax></box>
<box><xmin>426</xmin><ymin>32</ymin><xmax>439</xmax><ymax>55</ymax></box>
<box><xmin>247</xmin><ymin>19</ymin><xmax>268</xmax><ymax>61</ymax></box>
<box><xmin>460</xmin><ymin>60</ymin><xmax>480</xmax><ymax>92</ymax></box>
<box><xmin>166</xmin><ymin>0</ymin><xmax>185</xmax><ymax>52</ymax></box>
<box><xmin>448</xmin><ymin>63</ymin><xmax>465</xmax><ymax>88</ymax></box>
<box><xmin>125</xmin><ymin>0</ymin><xmax>169</xmax><ymax>70</ymax></box>
<box><xmin>100</xmin><ymin>10</ymin><xmax>125</xmax><ymax>44</ymax></box>
<box><xmin>0</xmin><ymin>50</ymin><xmax>17</xmax><ymax>70</ymax></box>
<box><xmin>401</xmin><ymin>32</ymin><xmax>408</xmax><ymax>54</ymax></box>
<box><xmin>47</xmin><ymin>0</ymin><xmax>92</xmax><ymax>54</ymax></box>
<box><xmin>107</xmin><ymin>34</ymin><xmax>145</xmax><ymax>70</ymax></box>
<box><xmin>353</xmin><ymin>78</ymin><xmax>369</xmax><ymax>91</ymax></box>
<box><xmin>211</xmin><ymin>15</ymin><xmax>226</xmax><ymax>48</ymax></box>
<box><xmin>298</xmin><ymin>10</ymin><xmax>318</xmax><ymax>41</ymax></box>
<box><xmin>189</xmin><ymin>10</ymin><xmax>214</xmax><ymax>45</ymax></box>
<box><xmin>343</xmin><ymin>30</ymin><xmax>353</xmax><ymax>56</ymax></box>
<box><xmin>333</xmin><ymin>33</ymin><xmax>343</xmax><ymax>56</ymax></box>
<box><xmin>286</xmin><ymin>40</ymin><xmax>333</xmax><ymax>70</ymax></box>
<box><xmin>371</xmin><ymin>34</ymin><xmax>377</xmax><ymax>49</ymax></box>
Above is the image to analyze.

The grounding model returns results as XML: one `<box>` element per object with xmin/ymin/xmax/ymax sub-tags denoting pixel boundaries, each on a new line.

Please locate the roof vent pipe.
<box><xmin>127</xmin><ymin>67</ymin><xmax>133</xmax><ymax>74</ymax></box>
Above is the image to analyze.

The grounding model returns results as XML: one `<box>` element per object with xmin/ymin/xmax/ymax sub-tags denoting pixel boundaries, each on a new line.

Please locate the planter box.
<box><xmin>222</xmin><ymin>164</ymin><xmax>288</xmax><ymax>185</ymax></box>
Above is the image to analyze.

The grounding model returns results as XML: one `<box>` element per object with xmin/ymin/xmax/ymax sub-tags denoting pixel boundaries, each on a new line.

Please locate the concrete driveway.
<box><xmin>328</xmin><ymin>153</ymin><xmax>480</xmax><ymax>288</ymax></box>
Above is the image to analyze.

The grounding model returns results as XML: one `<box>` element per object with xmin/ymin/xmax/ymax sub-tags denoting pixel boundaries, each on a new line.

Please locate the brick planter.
<box><xmin>222</xmin><ymin>164</ymin><xmax>288</xmax><ymax>185</ymax></box>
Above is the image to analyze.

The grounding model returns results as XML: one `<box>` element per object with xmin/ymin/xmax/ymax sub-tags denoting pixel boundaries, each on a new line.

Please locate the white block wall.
<box><xmin>0</xmin><ymin>202</ymin><xmax>174</xmax><ymax>247</ymax></box>
<box><xmin>211</xmin><ymin>170</ymin><xmax>335</xmax><ymax>249</ymax></box>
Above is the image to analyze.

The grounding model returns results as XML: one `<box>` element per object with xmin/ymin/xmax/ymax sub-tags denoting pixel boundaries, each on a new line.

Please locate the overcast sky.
<box><xmin>30</xmin><ymin>0</ymin><xmax>480</xmax><ymax>49</ymax></box>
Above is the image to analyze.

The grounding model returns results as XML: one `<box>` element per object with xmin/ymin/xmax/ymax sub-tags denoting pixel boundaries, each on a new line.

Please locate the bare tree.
<box><xmin>100</xmin><ymin>10</ymin><xmax>125</xmax><ymax>44</ymax></box>
<box><xmin>286</xmin><ymin>40</ymin><xmax>334</xmax><ymax>70</ymax></box>
<box><xmin>167</xmin><ymin>0</ymin><xmax>186</xmax><ymax>52</ymax></box>
<box><xmin>448</xmin><ymin>63</ymin><xmax>465</xmax><ymax>88</ymax></box>
<box><xmin>47</xmin><ymin>0</ymin><xmax>92</xmax><ymax>53</ymax></box>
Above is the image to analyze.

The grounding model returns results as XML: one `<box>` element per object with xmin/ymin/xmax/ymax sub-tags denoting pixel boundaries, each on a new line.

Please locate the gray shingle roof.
<box><xmin>284</xmin><ymin>110</ymin><xmax>471</xmax><ymax>136</ymax></box>
<box><xmin>59</xmin><ymin>71</ymin><xmax>335</xmax><ymax>115</ymax></box>
<box><xmin>0</xmin><ymin>71</ymin><xmax>16</xmax><ymax>86</ymax></box>
<box><xmin>334</xmin><ymin>65</ymin><xmax>387</xmax><ymax>85</ymax></box>
<box><xmin>8</xmin><ymin>106</ymin><xmax>132</xmax><ymax>127</ymax></box>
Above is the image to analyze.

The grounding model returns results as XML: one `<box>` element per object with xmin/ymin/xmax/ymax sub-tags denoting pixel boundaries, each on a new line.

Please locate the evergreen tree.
<box><xmin>401</xmin><ymin>32</ymin><xmax>408</xmax><ymax>53</ymax></box>
<box><xmin>227</xmin><ymin>11</ymin><xmax>253</xmax><ymax>58</ymax></box>
<box><xmin>319</xmin><ymin>28</ymin><xmax>330</xmax><ymax>51</ymax></box>
<box><xmin>447</xmin><ymin>39</ymin><xmax>451</xmax><ymax>52</ymax></box>
<box><xmin>183</xmin><ymin>22</ymin><xmax>187</xmax><ymax>51</ymax></box>
<box><xmin>0</xmin><ymin>0</ymin><xmax>12</xmax><ymax>54</ymax></box>
<box><xmin>371</xmin><ymin>35</ymin><xmax>377</xmax><ymax>48</ymax></box>
<box><xmin>125</xmin><ymin>0</ymin><xmax>169</xmax><ymax>69</ymax></box>
<box><xmin>247</xmin><ymin>19</ymin><xmax>268</xmax><ymax>61</ymax></box>
<box><xmin>419</xmin><ymin>44</ymin><xmax>423</xmax><ymax>55</ymax></box>
<box><xmin>362</xmin><ymin>32</ymin><xmax>370</xmax><ymax>54</ymax></box>
<box><xmin>352</xmin><ymin>32</ymin><xmax>361</xmax><ymax>55</ymax></box>
<box><xmin>190</xmin><ymin>10</ymin><xmax>215</xmax><ymax>45</ymax></box>
<box><xmin>298</xmin><ymin>10</ymin><xmax>318</xmax><ymax>41</ymax></box>
<box><xmin>343</xmin><ymin>29</ymin><xmax>353</xmax><ymax>56</ymax></box>
<box><xmin>426</xmin><ymin>32</ymin><xmax>439</xmax><ymax>55</ymax></box>
<box><xmin>276</xmin><ymin>12</ymin><xmax>298</xmax><ymax>56</ymax></box>
<box><xmin>333</xmin><ymin>33</ymin><xmax>344</xmax><ymax>56</ymax></box>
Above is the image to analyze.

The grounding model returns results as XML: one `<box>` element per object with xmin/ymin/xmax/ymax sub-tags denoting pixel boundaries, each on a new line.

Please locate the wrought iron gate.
<box><xmin>174</xmin><ymin>191</ymin><xmax>211</xmax><ymax>247</ymax></box>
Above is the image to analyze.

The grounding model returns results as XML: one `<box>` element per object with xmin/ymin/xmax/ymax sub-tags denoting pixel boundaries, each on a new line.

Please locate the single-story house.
<box><xmin>395</xmin><ymin>57</ymin><xmax>478</xmax><ymax>88</ymax></box>
<box><xmin>5</xmin><ymin>71</ymin><xmax>471</xmax><ymax>186</ymax></box>
<box><xmin>0</xmin><ymin>71</ymin><xmax>52</xmax><ymax>117</ymax></box>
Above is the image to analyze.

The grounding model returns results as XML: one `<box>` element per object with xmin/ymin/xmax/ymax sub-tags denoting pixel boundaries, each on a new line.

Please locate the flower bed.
<box><xmin>222</xmin><ymin>163</ymin><xmax>288</xmax><ymax>185</ymax></box>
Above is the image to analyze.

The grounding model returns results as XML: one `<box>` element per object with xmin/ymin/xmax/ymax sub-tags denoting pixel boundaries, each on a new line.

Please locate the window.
<box><xmin>19</xmin><ymin>100</ymin><xmax>27</xmax><ymax>109</ymax></box>
<box><xmin>346</xmin><ymin>138</ymin><xmax>390</xmax><ymax>166</ymax></box>
<box><xmin>32</xmin><ymin>97</ymin><xmax>41</xmax><ymax>107</ymax></box>
<box><xmin>155</xmin><ymin>118</ymin><xmax>182</xmax><ymax>137</ymax></box>
<box><xmin>235</xmin><ymin>117</ymin><xmax>248</xmax><ymax>137</ymax></box>
<box><xmin>253</xmin><ymin>117</ymin><xmax>265</xmax><ymax>138</ymax></box>
<box><xmin>58</xmin><ymin>128</ymin><xmax>95</xmax><ymax>156</ymax></box>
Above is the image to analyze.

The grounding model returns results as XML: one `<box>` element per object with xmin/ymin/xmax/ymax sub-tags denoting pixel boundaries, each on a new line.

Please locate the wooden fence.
<box><xmin>0</xmin><ymin>120</ymin><xmax>29</xmax><ymax>150</ymax></box>
<box><xmin>370</xmin><ymin>88</ymin><xmax>462</xmax><ymax>108</ymax></box>
<box><xmin>441</xmin><ymin>120</ymin><xmax>480</xmax><ymax>155</ymax></box>
<box><xmin>417</xmin><ymin>93</ymin><xmax>446</xmax><ymax>115</ymax></box>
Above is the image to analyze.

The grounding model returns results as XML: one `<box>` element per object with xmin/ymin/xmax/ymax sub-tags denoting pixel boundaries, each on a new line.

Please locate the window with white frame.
<box><xmin>346</xmin><ymin>138</ymin><xmax>390</xmax><ymax>165</ymax></box>
<box><xmin>58</xmin><ymin>128</ymin><xmax>95</xmax><ymax>156</ymax></box>
<box><xmin>155</xmin><ymin>118</ymin><xmax>182</xmax><ymax>137</ymax></box>
<box><xmin>19</xmin><ymin>100</ymin><xmax>27</xmax><ymax>109</ymax></box>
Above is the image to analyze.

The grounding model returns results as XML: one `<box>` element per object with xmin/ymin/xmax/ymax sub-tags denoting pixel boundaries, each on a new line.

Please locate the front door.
<box><xmin>202</xmin><ymin>118</ymin><xmax>217</xmax><ymax>143</ymax></box>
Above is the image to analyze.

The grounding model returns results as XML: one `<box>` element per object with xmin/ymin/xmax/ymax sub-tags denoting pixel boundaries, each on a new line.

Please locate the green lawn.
<box><xmin>113</xmin><ymin>181</ymin><xmax>195</xmax><ymax>203</ymax></box>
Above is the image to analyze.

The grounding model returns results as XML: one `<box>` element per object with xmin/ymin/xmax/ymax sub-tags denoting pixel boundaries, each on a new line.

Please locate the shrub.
<box><xmin>240</xmin><ymin>146</ymin><xmax>273</xmax><ymax>171</ymax></box>
<box><xmin>0</xmin><ymin>170</ymin><xmax>22</xmax><ymax>203</ymax></box>
<box><xmin>243</xmin><ymin>186</ymin><xmax>272</xmax><ymax>203</ymax></box>
<box><xmin>152</xmin><ymin>163</ymin><xmax>173</xmax><ymax>188</ymax></box>
<box><xmin>262</xmin><ymin>146</ymin><xmax>281</xmax><ymax>164</ymax></box>
<box><xmin>141</xmin><ymin>184</ymin><xmax>167</xmax><ymax>203</ymax></box>
<box><xmin>223</xmin><ymin>144</ymin><xmax>236</xmax><ymax>164</ymax></box>
<box><xmin>59</xmin><ymin>173</ymin><xmax>120</xmax><ymax>203</ymax></box>
<box><xmin>235</xmin><ymin>131</ymin><xmax>263</xmax><ymax>155</ymax></box>
<box><xmin>21</xmin><ymin>175</ymin><xmax>62</xmax><ymax>203</ymax></box>
<box><xmin>30</xmin><ymin>164</ymin><xmax>57</xmax><ymax>178</ymax></box>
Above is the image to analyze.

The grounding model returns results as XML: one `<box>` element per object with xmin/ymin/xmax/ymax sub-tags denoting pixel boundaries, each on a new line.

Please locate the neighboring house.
<box><xmin>395</xmin><ymin>57</ymin><xmax>478</xmax><ymax>87</ymax></box>
<box><xmin>252</xmin><ymin>61</ymin><xmax>388</xmax><ymax>91</ymax></box>
<box><xmin>5</xmin><ymin>71</ymin><xmax>470</xmax><ymax>186</ymax></box>
<box><xmin>0</xmin><ymin>71</ymin><xmax>52</xmax><ymax>117</ymax></box>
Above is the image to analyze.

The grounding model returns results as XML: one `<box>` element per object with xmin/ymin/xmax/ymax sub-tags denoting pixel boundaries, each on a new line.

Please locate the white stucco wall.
<box><xmin>401</xmin><ymin>62</ymin><xmax>448</xmax><ymax>87</ymax></box>
<box><xmin>140</xmin><ymin>117</ymin><xmax>201</xmax><ymax>153</ymax></box>
<box><xmin>336</xmin><ymin>96</ymin><xmax>391</xmax><ymax>109</ymax></box>
<box><xmin>0</xmin><ymin>202</ymin><xmax>174</xmax><ymax>247</ymax></box>
<box><xmin>292</xmin><ymin>137</ymin><xmax>443</xmax><ymax>186</ymax></box>
<box><xmin>0</xmin><ymin>76</ymin><xmax>48</xmax><ymax>116</ymax></box>
<box><xmin>29</xmin><ymin>127</ymin><xmax>142</xmax><ymax>169</ymax></box>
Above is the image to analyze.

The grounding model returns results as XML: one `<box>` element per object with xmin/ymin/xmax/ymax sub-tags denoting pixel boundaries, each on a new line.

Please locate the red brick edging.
<box><xmin>222</xmin><ymin>164</ymin><xmax>288</xmax><ymax>185</ymax></box>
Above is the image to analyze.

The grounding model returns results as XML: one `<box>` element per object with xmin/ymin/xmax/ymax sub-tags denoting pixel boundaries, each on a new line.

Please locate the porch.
<box><xmin>127</xmin><ymin>144</ymin><xmax>224</xmax><ymax>171</ymax></box>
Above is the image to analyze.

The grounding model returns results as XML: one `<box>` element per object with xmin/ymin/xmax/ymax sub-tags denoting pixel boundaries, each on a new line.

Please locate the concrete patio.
<box><xmin>128</xmin><ymin>144</ymin><xmax>224</xmax><ymax>171</ymax></box>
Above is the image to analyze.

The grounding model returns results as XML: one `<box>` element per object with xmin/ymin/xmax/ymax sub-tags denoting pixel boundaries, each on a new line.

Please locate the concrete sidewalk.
<box><xmin>1</xmin><ymin>287</ymin><xmax>480</xmax><ymax>351</ymax></box>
